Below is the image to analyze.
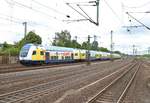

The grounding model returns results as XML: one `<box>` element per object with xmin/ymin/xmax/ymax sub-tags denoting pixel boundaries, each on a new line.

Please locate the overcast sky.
<box><xmin>0</xmin><ymin>0</ymin><xmax>150</xmax><ymax>54</ymax></box>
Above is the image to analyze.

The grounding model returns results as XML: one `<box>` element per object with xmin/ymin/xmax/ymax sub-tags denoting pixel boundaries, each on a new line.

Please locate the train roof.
<box><xmin>22</xmin><ymin>43</ymin><xmax>75</xmax><ymax>52</ymax></box>
<box><xmin>44</xmin><ymin>45</ymin><xmax>75</xmax><ymax>52</ymax></box>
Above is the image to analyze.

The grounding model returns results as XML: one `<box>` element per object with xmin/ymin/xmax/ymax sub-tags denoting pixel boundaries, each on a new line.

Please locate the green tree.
<box><xmin>71</xmin><ymin>40</ymin><xmax>81</xmax><ymax>48</ymax></box>
<box><xmin>52</xmin><ymin>30</ymin><xmax>72</xmax><ymax>47</ymax></box>
<box><xmin>99</xmin><ymin>47</ymin><xmax>110</xmax><ymax>52</ymax></box>
<box><xmin>3</xmin><ymin>42</ymin><xmax>9</xmax><ymax>49</ymax></box>
<box><xmin>0</xmin><ymin>42</ymin><xmax>19</xmax><ymax>56</ymax></box>
<box><xmin>17</xmin><ymin>31</ymin><xmax>42</xmax><ymax>49</ymax></box>
<box><xmin>25</xmin><ymin>31</ymin><xmax>42</xmax><ymax>44</ymax></box>
<box><xmin>2</xmin><ymin>41</ymin><xmax>14</xmax><ymax>51</ymax></box>
<box><xmin>114</xmin><ymin>51</ymin><xmax>121</xmax><ymax>54</ymax></box>
<box><xmin>91</xmin><ymin>41</ymin><xmax>98</xmax><ymax>50</ymax></box>
<box><xmin>81</xmin><ymin>41</ymin><xmax>91</xmax><ymax>49</ymax></box>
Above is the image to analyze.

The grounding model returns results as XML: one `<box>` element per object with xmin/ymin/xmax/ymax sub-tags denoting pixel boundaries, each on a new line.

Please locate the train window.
<box><xmin>51</xmin><ymin>56</ymin><xmax>54</xmax><ymax>60</ymax></box>
<box><xmin>65</xmin><ymin>56</ymin><xmax>71</xmax><ymax>60</ymax></box>
<box><xmin>51</xmin><ymin>56</ymin><xmax>58</xmax><ymax>60</ymax></box>
<box><xmin>40</xmin><ymin>51</ymin><xmax>44</xmax><ymax>55</ymax></box>
<box><xmin>82</xmin><ymin>54</ymin><xmax>85</xmax><ymax>56</ymax></box>
<box><xmin>20</xmin><ymin>46</ymin><xmax>30</xmax><ymax>57</ymax></box>
<box><xmin>75</xmin><ymin>53</ymin><xmax>78</xmax><ymax>56</ymax></box>
<box><xmin>32</xmin><ymin>51</ymin><xmax>36</xmax><ymax>55</ymax></box>
<box><xmin>65</xmin><ymin>56</ymin><xmax>67</xmax><ymax>59</ymax></box>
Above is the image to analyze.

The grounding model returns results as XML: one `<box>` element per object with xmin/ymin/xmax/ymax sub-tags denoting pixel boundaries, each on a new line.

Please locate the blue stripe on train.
<box><xmin>45</xmin><ymin>59</ymin><xmax>75</xmax><ymax>64</ymax></box>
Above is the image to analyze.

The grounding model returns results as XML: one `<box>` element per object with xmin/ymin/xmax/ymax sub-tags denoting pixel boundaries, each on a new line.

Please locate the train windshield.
<box><xmin>20</xmin><ymin>44</ymin><xmax>31</xmax><ymax>57</ymax></box>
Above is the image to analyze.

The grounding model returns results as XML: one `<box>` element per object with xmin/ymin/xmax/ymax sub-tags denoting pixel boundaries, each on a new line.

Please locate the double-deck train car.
<box><xmin>19</xmin><ymin>44</ymin><xmax>45</xmax><ymax>65</ymax></box>
<box><xmin>19</xmin><ymin>43</ymin><xmax>121</xmax><ymax>65</ymax></box>
<box><xmin>44</xmin><ymin>46</ymin><xmax>74</xmax><ymax>64</ymax></box>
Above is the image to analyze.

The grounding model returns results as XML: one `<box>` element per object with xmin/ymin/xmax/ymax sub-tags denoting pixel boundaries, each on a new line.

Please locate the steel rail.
<box><xmin>0</xmin><ymin>62</ymin><xmax>132</xmax><ymax>103</ymax></box>
<box><xmin>0</xmin><ymin>61</ymin><xmax>110</xmax><ymax>74</ymax></box>
<box><xmin>86</xmin><ymin>62</ymin><xmax>138</xmax><ymax>103</ymax></box>
<box><xmin>116</xmin><ymin>62</ymin><xmax>141</xmax><ymax>103</ymax></box>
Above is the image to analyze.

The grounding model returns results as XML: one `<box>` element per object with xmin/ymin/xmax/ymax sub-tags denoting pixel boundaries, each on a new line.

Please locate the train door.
<box><xmin>71</xmin><ymin>53</ymin><xmax>74</xmax><ymax>60</ymax></box>
<box><xmin>45</xmin><ymin>52</ymin><xmax>49</xmax><ymax>63</ymax></box>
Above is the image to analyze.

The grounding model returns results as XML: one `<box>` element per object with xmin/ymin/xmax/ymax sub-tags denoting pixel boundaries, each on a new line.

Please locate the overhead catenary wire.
<box><xmin>4</xmin><ymin>0</ymin><xmax>70</xmax><ymax>30</ymax></box>
<box><xmin>3</xmin><ymin>1</ymin><xmax>71</xmax><ymax>33</ymax></box>
<box><xmin>126</xmin><ymin>12</ymin><xmax>150</xmax><ymax>30</ymax></box>
<box><xmin>66</xmin><ymin>3</ymin><xmax>90</xmax><ymax>21</ymax></box>
<box><xmin>63</xmin><ymin>19</ymin><xmax>88</xmax><ymax>24</ymax></box>
<box><xmin>67</xmin><ymin>1</ymin><xmax>95</xmax><ymax>4</ymax></box>
<box><xmin>65</xmin><ymin>1</ymin><xmax>99</xmax><ymax>26</ymax></box>
<box><xmin>103</xmin><ymin>0</ymin><xmax>122</xmax><ymax>24</ymax></box>
<box><xmin>77</xmin><ymin>4</ymin><xmax>95</xmax><ymax>24</ymax></box>
<box><xmin>0</xmin><ymin>13</ymin><xmax>49</xmax><ymax>27</ymax></box>
<box><xmin>4</xmin><ymin>0</ymin><xmax>61</xmax><ymax>21</ymax></box>
<box><xmin>32</xmin><ymin>0</ymin><xmax>70</xmax><ymax>18</ymax></box>
<box><xmin>123</xmin><ymin>1</ymin><xmax>150</xmax><ymax>9</ymax></box>
<box><xmin>0</xmin><ymin>13</ymin><xmax>59</xmax><ymax>34</ymax></box>
<box><xmin>68</xmin><ymin>1</ymin><xmax>96</xmax><ymax>6</ymax></box>
<box><xmin>1</xmin><ymin>0</ymin><xmax>102</xmax><ymax>45</ymax></box>
<box><xmin>0</xmin><ymin>16</ymin><xmax>21</xmax><ymax>24</ymax></box>
<box><xmin>127</xmin><ymin>11</ymin><xmax>150</xmax><ymax>13</ymax></box>
<box><xmin>127</xmin><ymin>11</ymin><xmax>149</xmax><ymax>22</ymax></box>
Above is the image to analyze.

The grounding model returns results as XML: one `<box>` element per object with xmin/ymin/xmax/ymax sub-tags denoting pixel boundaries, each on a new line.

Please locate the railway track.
<box><xmin>0</xmin><ymin>60</ymin><xmax>130</xmax><ymax>87</ymax></box>
<box><xmin>0</xmin><ymin>61</ymin><xmax>134</xmax><ymax>103</ymax></box>
<box><xmin>0</xmin><ymin>61</ymin><xmax>112</xmax><ymax>95</ymax></box>
<box><xmin>0</xmin><ymin>60</ymin><xmax>114</xmax><ymax>74</ymax></box>
<box><xmin>0</xmin><ymin>62</ymin><xmax>90</xmax><ymax>74</ymax></box>
<box><xmin>86</xmin><ymin>61</ymin><xmax>141</xmax><ymax>103</ymax></box>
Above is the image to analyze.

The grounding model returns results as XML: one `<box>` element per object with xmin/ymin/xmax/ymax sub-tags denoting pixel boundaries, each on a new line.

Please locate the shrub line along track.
<box><xmin>0</xmin><ymin>61</ymin><xmax>134</xmax><ymax>103</ymax></box>
<box><xmin>86</xmin><ymin>61</ymin><xmax>141</xmax><ymax>103</ymax></box>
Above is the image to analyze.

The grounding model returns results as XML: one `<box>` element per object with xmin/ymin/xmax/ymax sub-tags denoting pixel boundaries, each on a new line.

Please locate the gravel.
<box><xmin>0</xmin><ymin>59</ymin><xmax>133</xmax><ymax>103</ymax></box>
<box><xmin>122</xmin><ymin>60</ymin><xmax>150</xmax><ymax>103</ymax></box>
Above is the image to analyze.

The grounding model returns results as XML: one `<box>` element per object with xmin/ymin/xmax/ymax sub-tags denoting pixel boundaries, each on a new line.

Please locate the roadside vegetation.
<box><xmin>0</xmin><ymin>30</ymin><xmax>121</xmax><ymax>56</ymax></box>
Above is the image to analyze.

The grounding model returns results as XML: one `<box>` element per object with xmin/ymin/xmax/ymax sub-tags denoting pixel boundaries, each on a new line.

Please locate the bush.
<box><xmin>0</xmin><ymin>47</ymin><xmax>19</xmax><ymax>56</ymax></box>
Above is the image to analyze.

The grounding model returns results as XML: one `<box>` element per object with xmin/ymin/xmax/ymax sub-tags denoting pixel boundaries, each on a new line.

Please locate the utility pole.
<box><xmin>148</xmin><ymin>47</ymin><xmax>150</xmax><ymax>54</ymax></box>
<box><xmin>96</xmin><ymin>0</ymin><xmax>100</xmax><ymax>26</ymax></box>
<box><xmin>94</xmin><ymin>35</ymin><xmax>97</xmax><ymax>41</ymax></box>
<box><xmin>75</xmin><ymin>36</ymin><xmax>78</xmax><ymax>42</ymax></box>
<box><xmin>110</xmin><ymin>30</ymin><xmax>113</xmax><ymax>61</ymax></box>
<box><xmin>87</xmin><ymin>35</ymin><xmax>91</xmax><ymax>65</ymax></box>
<box><xmin>53</xmin><ymin>34</ymin><xmax>57</xmax><ymax>46</ymax></box>
<box><xmin>132</xmin><ymin>45</ymin><xmax>135</xmax><ymax>56</ymax></box>
<box><xmin>23</xmin><ymin>22</ymin><xmax>27</xmax><ymax>40</ymax></box>
<box><xmin>74</xmin><ymin>36</ymin><xmax>78</xmax><ymax>48</ymax></box>
<box><xmin>135</xmin><ymin>48</ymin><xmax>137</xmax><ymax>56</ymax></box>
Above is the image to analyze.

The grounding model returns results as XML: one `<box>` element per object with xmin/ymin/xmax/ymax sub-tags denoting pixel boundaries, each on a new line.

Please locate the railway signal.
<box><xmin>87</xmin><ymin>35</ymin><xmax>91</xmax><ymax>65</ymax></box>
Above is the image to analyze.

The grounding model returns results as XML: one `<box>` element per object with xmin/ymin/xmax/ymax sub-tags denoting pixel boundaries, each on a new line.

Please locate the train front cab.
<box><xmin>31</xmin><ymin>48</ymin><xmax>45</xmax><ymax>65</ymax></box>
<box><xmin>19</xmin><ymin>44</ymin><xmax>45</xmax><ymax>65</ymax></box>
